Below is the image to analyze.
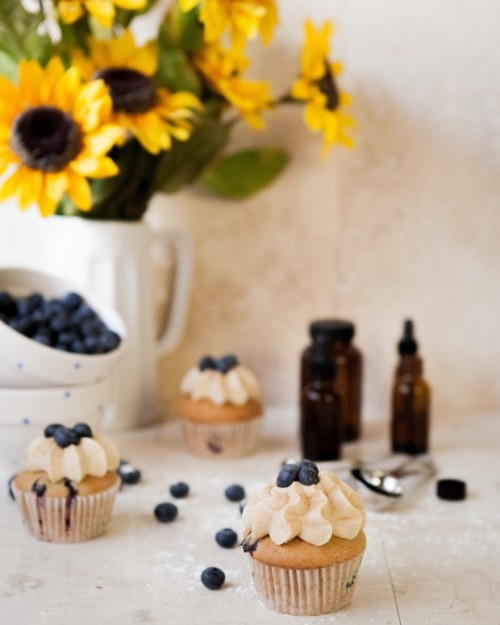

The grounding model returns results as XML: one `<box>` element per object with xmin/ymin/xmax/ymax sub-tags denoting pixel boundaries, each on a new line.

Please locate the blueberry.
<box><xmin>277</xmin><ymin>463</ymin><xmax>300</xmax><ymax>487</ymax></box>
<box><xmin>57</xmin><ymin>331</ymin><xmax>79</xmax><ymax>348</ymax></box>
<box><xmin>73</xmin><ymin>423</ymin><xmax>93</xmax><ymax>438</ymax></box>
<box><xmin>298</xmin><ymin>466</ymin><xmax>320</xmax><ymax>486</ymax></box>
<box><xmin>83</xmin><ymin>335</ymin><xmax>103</xmax><ymax>354</ymax></box>
<box><xmin>117</xmin><ymin>460</ymin><xmax>141</xmax><ymax>485</ymax></box>
<box><xmin>215</xmin><ymin>528</ymin><xmax>238</xmax><ymax>549</ymax></box>
<box><xmin>70</xmin><ymin>339</ymin><xmax>85</xmax><ymax>354</ymax></box>
<box><xmin>81</xmin><ymin>319</ymin><xmax>103</xmax><ymax>338</ymax></box>
<box><xmin>198</xmin><ymin>355</ymin><xmax>217</xmax><ymax>371</ymax></box>
<box><xmin>9</xmin><ymin>317</ymin><xmax>34</xmax><ymax>336</ymax></box>
<box><xmin>33</xmin><ymin>330</ymin><xmax>52</xmax><ymax>347</ymax></box>
<box><xmin>201</xmin><ymin>567</ymin><xmax>225</xmax><ymax>590</ymax></box>
<box><xmin>50</xmin><ymin>313</ymin><xmax>70</xmax><ymax>334</ymax></box>
<box><xmin>31</xmin><ymin>308</ymin><xmax>50</xmax><ymax>324</ymax></box>
<box><xmin>154</xmin><ymin>502</ymin><xmax>178</xmax><ymax>523</ymax></box>
<box><xmin>99</xmin><ymin>330</ymin><xmax>120</xmax><ymax>353</ymax></box>
<box><xmin>53</xmin><ymin>426</ymin><xmax>80</xmax><ymax>448</ymax></box>
<box><xmin>16</xmin><ymin>294</ymin><xmax>41</xmax><ymax>317</ymax></box>
<box><xmin>0</xmin><ymin>291</ymin><xmax>16</xmax><ymax>316</ymax></box>
<box><xmin>8</xmin><ymin>474</ymin><xmax>16</xmax><ymax>501</ymax></box>
<box><xmin>61</xmin><ymin>292</ymin><xmax>83</xmax><ymax>312</ymax></box>
<box><xmin>71</xmin><ymin>303</ymin><xmax>96</xmax><ymax>324</ymax></box>
<box><xmin>44</xmin><ymin>298</ymin><xmax>64</xmax><ymax>316</ymax></box>
<box><xmin>44</xmin><ymin>423</ymin><xmax>64</xmax><ymax>438</ymax></box>
<box><xmin>170</xmin><ymin>482</ymin><xmax>189</xmax><ymax>498</ymax></box>
<box><xmin>300</xmin><ymin>458</ymin><xmax>319</xmax><ymax>472</ymax></box>
<box><xmin>224</xmin><ymin>484</ymin><xmax>245</xmax><ymax>502</ymax></box>
<box><xmin>216</xmin><ymin>354</ymin><xmax>239</xmax><ymax>374</ymax></box>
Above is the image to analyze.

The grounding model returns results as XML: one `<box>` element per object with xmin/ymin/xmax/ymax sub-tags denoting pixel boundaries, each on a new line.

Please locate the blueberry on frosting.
<box><xmin>73</xmin><ymin>423</ymin><xmax>93</xmax><ymax>438</ymax></box>
<box><xmin>53</xmin><ymin>427</ymin><xmax>80</xmax><ymax>449</ymax></box>
<box><xmin>44</xmin><ymin>423</ymin><xmax>64</xmax><ymax>438</ymax></box>
<box><xmin>277</xmin><ymin>459</ymin><xmax>319</xmax><ymax>487</ymax></box>
<box><xmin>276</xmin><ymin>463</ymin><xmax>300</xmax><ymax>487</ymax></box>
<box><xmin>198</xmin><ymin>355</ymin><xmax>217</xmax><ymax>371</ymax></box>
<box><xmin>216</xmin><ymin>354</ymin><xmax>239</xmax><ymax>374</ymax></box>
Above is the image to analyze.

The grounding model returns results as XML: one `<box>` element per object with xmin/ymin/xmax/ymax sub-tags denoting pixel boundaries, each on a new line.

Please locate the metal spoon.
<box><xmin>349</xmin><ymin>456</ymin><xmax>436</xmax><ymax>510</ymax></box>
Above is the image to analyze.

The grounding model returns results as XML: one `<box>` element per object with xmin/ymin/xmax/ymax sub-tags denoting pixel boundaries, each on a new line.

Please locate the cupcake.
<box><xmin>12</xmin><ymin>422</ymin><xmax>120</xmax><ymax>543</ymax></box>
<box><xmin>242</xmin><ymin>460</ymin><xmax>366</xmax><ymax>616</ymax></box>
<box><xmin>177</xmin><ymin>354</ymin><xmax>263</xmax><ymax>457</ymax></box>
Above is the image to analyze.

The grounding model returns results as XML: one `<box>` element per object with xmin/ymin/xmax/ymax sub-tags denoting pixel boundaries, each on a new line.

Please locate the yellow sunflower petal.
<box><xmin>19</xmin><ymin>168</ymin><xmax>42</xmax><ymax>209</ymax></box>
<box><xmin>180</xmin><ymin>0</ymin><xmax>200</xmax><ymax>10</ymax></box>
<box><xmin>84</xmin><ymin>0</ymin><xmax>115</xmax><ymax>28</ymax></box>
<box><xmin>41</xmin><ymin>57</ymin><xmax>66</xmax><ymax>105</ymax></box>
<box><xmin>83</xmin><ymin>125</ymin><xmax>126</xmax><ymax>155</ymax></box>
<box><xmin>114</xmin><ymin>0</ymin><xmax>147</xmax><ymax>8</ymax></box>
<box><xmin>70</xmin><ymin>154</ymin><xmax>118</xmax><ymax>178</ymax></box>
<box><xmin>45</xmin><ymin>172</ymin><xmax>69</xmax><ymax>205</ymax></box>
<box><xmin>17</xmin><ymin>60</ymin><xmax>46</xmax><ymax>108</ymax></box>
<box><xmin>66</xmin><ymin>170</ymin><xmax>92</xmax><ymax>210</ymax></box>
<box><xmin>54</xmin><ymin>66</ymin><xmax>81</xmax><ymax>113</ymax></box>
<box><xmin>57</xmin><ymin>0</ymin><xmax>84</xmax><ymax>24</ymax></box>
<box><xmin>73</xmin><ymin>80</ymin><xmax>113</xmax><ymax>132</ymax></box>
<box><xmin>0</xmin><ymin>169</ymin><xmax>22</xmax><ymax>203</ymax></box>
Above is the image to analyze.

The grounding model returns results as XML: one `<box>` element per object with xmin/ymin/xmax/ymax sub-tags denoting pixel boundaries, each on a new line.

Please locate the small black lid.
<box><xmin>436</xmin><ymin>479</ymin><xmax>467</xmax><ymax>501</ymax></box>
<box><xmin>309</xmin><ymin>319</ymin><xmax>355</xmax><ymax>343</ymax></box>
<box><xmin>398</xmin><ymin>319</ymin><xmax>418</xmax><ymax>355</ymax></box>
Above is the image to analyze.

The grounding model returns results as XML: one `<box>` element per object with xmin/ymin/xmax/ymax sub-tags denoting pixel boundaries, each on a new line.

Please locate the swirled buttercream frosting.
<box><xmin>181</xmin><ymin>365</ymin><xmax>260</xmax><ymax>406</ymax></box>
<box><xmin>242</xmin><ymin>470</ymin><xmax>366</xmax><ymax>546</ymax></box>
<box><xmin>26</xmin><ymin>433</ymin><xmax>119</xmax><ymax>482</ymax></box>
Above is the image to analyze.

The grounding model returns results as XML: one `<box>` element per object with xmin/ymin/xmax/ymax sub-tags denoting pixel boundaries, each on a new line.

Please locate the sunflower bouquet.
<box><xmin>0</xmin><ymin>0</ymin><xmax>353</xmax><ymax>220</ymax></box>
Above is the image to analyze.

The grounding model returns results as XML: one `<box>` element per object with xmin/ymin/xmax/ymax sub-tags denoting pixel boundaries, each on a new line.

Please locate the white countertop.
<box><xmin>1</xmin><ymin>409</ymin><xmax>499</xmax><ymax>625</ymax></box>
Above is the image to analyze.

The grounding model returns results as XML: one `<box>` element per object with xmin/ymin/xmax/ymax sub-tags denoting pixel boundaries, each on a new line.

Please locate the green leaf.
<box><xmin>0</xmin><ymin>50</ymin><xmax>18</xmax><ymax>80</ymax></box>
<box><xmin>162</xmin><ymin>4</ymin><xmax>204</xmax><ymax>54</ymax></box>
<box><xmin>157</xmin><ymin>46</ymin><xmax>202</xmax><ymax>95</ymax></box>
<box><xmin>201</xmin><ymin>149</ymin><xmax>290</xmax><ymax>199</ymax></box>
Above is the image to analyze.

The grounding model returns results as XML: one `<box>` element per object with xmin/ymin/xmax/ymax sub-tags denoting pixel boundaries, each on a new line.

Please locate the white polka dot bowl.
<box><xmin>0</xmin><ymin>375</ymin><xmax>117</xmax><ymax>472</ymax></box>
<box><xmin>0</xmin><ymin>267</ymin><xmax>127</xmax><ymax>387</ymax></box>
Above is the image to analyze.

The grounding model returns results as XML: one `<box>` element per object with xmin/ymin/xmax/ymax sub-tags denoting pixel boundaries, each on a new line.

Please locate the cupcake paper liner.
<box><xmin>181</xmin><ymin>414</ymin><xmax>262</xmax><ymax>458</ymax></box>
<box><xmin>13</xmin><ymin>480</ymin><xmax>119</xmax><ymax>543</ymax></box>
<box><xmin>248</xmin><ymin>551</ymin><xmax>364</xmax><ymax>616</ymax></box>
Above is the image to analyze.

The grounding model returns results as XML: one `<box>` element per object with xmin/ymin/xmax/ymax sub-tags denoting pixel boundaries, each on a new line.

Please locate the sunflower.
<box><xmin>0</xmin><ymin>58</ymin><xmax>123</xmax><ymax>217</ymax></box>
<box><xmin>56</xmin><ymin>0</ymin><xmax>147</xmax><ymax>29</ymax></box>
<box><xmin>291</xmin><ymin>20</ymin><xmax>355</xmax><ymax>156</ymax></box>
<box><xmin>72</xmin><ymin>30</ymin><xmax>203</xmax><ymax>154</ymax></box>
<box><xmin>180</xmin><ymin>0</ymin><xmax>278</xmax><ymax>52</ymax></box>
<box><xmin>193</xmin><ymin>42</ymin><xmax>272</xmax><ymax>129</ymax></box>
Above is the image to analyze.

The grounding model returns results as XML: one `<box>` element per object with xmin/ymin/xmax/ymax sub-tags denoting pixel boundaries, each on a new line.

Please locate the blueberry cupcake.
<box><xmin>177</xmin><ymin>355</ymin><xmax>263</xmax><ymax>457</ymax></box>
<box><xmin>242</xmin><ymin>460</ymin><xmax>366</xmax><ymax>615</ymax></box>
<box><xmin>12</xmin><ymin>423</ymin><xmax>120</xmax><ymax>543</ymax></box>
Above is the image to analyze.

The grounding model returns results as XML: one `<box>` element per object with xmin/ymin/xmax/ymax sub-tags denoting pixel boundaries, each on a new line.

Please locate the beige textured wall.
<box><xmin>151</xmin><ymin>0</ymin><xmax>500</xmax><ymax>422</ymax></box>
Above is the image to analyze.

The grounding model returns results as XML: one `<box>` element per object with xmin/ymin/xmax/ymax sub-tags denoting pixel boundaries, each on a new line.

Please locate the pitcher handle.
<box><xmin>153</xmin><ymin>229</ymin><xmax>193</xmax><ymax>356</ymax></box>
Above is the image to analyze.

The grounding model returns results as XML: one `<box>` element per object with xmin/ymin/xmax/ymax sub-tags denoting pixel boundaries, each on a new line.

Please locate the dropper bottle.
<box><xmin>390</xmin><ymin>319</ymin><xmax>431</xmax><ymax>455</ymax></box>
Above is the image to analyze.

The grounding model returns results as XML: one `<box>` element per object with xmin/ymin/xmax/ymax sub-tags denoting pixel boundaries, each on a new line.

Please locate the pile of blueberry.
<box><xmin>0</xmin><ymin>290</ymin><xmax>121</xmax><ymax>355</ymax></box>
<box><xmin>277</xmin><ymin>459</ymin><xmax>320</xmax><ymax>487</ymax></box>
<box><xmin>198</xmin><ymin>354</ymin><xmax>239</xmax><ymax>374</ymax></box>
<box><xmin>44</xmin><ymin>422</ymin><xmax>94</xmax><ymax>448</ymax></box>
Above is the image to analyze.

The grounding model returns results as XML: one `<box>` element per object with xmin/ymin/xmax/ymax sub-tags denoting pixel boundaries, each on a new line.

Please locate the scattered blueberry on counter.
<box><xmin>154</xmin><ymin>502</ymin><xmax>178</xmax><ymax>523</ymax></box>
<box><xmin>117</xmin><ymin>460</ymin><xmax>142</xmax><ymax>485</ymax></box>
<box><xmin>224</xmin><ymin>483</ymin><xmax>246</xmax><ymax>502</ymax></box>
<box><xmin>0</xmin><ymin>289</ymin><xmax>121</xmax><ymax>355</ymax></box>
<box><xmin>215</xmin><ymin>528</ymin><xmax>238</xmax><ymax>549</ymax></box>
<box><xmin>170</xmin><ymin>482</ymin><xmax>189</xmax><ymax>498</ymax></box>
<box><xmin>201</xmin><ymin>567</ymin><xmax>225</xmax><ymax>590</ymax></box>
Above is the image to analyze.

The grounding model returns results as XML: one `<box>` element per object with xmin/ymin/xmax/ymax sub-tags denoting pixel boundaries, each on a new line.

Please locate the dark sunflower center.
<box><xmin>317</xmin><ymin>63</ymin><xmax>340</xmax><ymax>111</ymax></box>
<box><xmin>10</xmin><ymin>106</ymin><xmax>82</xmax><ymax>172</ymax></box>
<box><xmin>95</xmin><ymin>68</ymin><xmax>156</xmax><ymax>114</ymax></box>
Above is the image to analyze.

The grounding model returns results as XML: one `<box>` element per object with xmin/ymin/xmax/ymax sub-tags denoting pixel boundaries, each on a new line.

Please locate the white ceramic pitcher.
<box><xmin>0</xmin><ymin>202</ymin><xmax>192</xmax><ymax>430</ymax></box>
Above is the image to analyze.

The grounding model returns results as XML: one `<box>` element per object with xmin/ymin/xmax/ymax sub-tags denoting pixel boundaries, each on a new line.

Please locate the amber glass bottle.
<box><xmin>391</xmin><ymin>320</ymin><xmax>431</xmax><ymax>455</ymax></box>
<box><xmin>301</xmin><ymin>320</ymin><xmax>362</xmax><ymax>441</ymax></box>
<box><xmin>300</xmin><ymin>353</ymin><xmax>342</xmax><ymax>461</ymax></box>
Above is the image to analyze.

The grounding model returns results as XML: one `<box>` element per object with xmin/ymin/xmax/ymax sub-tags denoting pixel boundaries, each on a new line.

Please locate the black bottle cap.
<box><xmin>398</xmin><ymin>319</ymin><xmax>418</xmax><ymax>355</ymax></box>
<box><xmin>436</xmin><ymin>479</ymin><xmax>467</xmax><ymax>501</ymax></box>
<box><xmin>309</xmin><ymin>320</ymin><xmax>355</xmax><ymax>344</ymax></box>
